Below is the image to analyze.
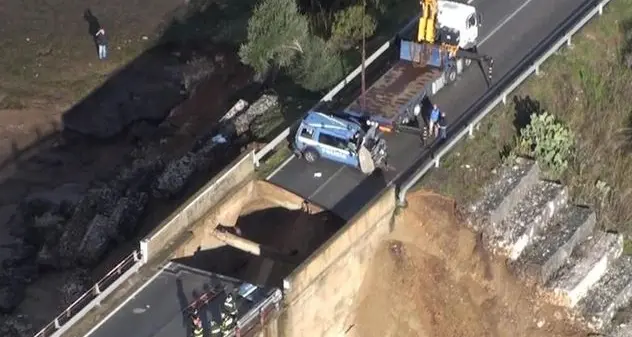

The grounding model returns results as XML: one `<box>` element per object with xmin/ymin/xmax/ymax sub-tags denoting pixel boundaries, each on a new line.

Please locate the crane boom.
<box><xmin>418</xmin><ymin>0</ymin><xmax>438</xmax><ymax>44</ymax></box>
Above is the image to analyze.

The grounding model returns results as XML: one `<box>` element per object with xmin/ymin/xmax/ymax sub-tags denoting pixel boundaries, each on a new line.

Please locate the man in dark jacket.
<box><xmin>95</xmin><ymin>28</ymin><xmax>108</xmax><ymax>60</ymax></box>
<box><xmin>437</xmin><ymin>112</ymin><xmax>447</xmax><ymax>141</ymax></box>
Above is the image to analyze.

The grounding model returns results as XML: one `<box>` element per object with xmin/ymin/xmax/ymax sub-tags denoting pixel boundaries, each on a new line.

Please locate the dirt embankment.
<box><xmin>352</xmin><ymin>191</ymin><xmax>587</xmax><ymax>337</ymax></box>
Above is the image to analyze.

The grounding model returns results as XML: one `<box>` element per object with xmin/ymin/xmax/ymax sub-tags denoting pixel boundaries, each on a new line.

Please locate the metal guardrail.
<box><xmin>253</xmin><ymin>17</ymin><xmax>419</xmax><ymax>165</ymax></box>
<box><xmin>234</xmin><ymin>288</ymin><xmax>283</xmax><ymax>336</ymax></box>
<box><xmin>32</xmin><ymin>251</ymin><xmax>142</xmax><ymax>337</ymax></box>
<box><xmin>397</xmin><ymin>0</ymin><xmax>611</xmax><ymax>203</ymax></box>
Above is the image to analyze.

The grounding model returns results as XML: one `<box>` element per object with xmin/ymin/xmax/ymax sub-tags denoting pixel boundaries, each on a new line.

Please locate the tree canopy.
<box><xmin>238</xmin><ymin>0</ymin><xmax>309</xmax><ymax>77</ymax></box>
<box><xmin>331</xmin><ymin>5</ymin><xmax>377</xmax><ymax>50</ymax></box>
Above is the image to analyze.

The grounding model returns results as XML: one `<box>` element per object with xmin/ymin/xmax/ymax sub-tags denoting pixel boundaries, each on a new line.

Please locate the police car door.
<box><xmin>318</xmin><ymin>133</ymin><xmax>351</xmax><ymax>162</ymax></box>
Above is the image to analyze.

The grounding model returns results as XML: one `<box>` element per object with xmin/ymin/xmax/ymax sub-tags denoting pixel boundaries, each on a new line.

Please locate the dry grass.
<box><xmin>420</xmin><ymin>0</ymin><xmax>632</xmax><ymax>238</ymax></box>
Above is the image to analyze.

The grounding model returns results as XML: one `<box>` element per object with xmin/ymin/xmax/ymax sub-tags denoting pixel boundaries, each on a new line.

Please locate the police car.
<box><xmin>293</xmin><ymin>111</ymin><xmax>389</xmax><ymax>174</ymax></box>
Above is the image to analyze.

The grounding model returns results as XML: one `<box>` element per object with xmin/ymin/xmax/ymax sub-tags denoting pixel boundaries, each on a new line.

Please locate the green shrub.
<box><xmin>517</xmin><ymin>111</ymin><xmax>575</xmax><ymax>178</ymax></box>
<box><xmin>331</xmin><ymin>5</ymin><xmax>377</xmax><ymax>50</ymax></box>
<box><xmin>288</xmin><ymin>36</ymin><xmax>345</xmax><ymax>91</ymax></box>
<box><xmin>238</xmin><ymin>0</ymin><xmax>309</xmax><ymax>77</ymax></box>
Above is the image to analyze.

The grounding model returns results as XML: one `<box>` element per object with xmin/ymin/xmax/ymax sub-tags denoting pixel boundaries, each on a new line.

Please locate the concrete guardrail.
<box><xmin>139</xmin><ymin>150</ymin><xmax>256</xmax><ymax>263</ymax></box>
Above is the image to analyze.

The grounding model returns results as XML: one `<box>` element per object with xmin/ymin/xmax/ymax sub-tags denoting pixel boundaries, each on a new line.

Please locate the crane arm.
<box><xmin>417</xmin><ymin>0</ymin><xmax>438</xmax><ymax>44</ymax></box>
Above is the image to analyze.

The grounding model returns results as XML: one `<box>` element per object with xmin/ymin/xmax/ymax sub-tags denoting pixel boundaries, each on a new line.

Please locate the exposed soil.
<box><xmin>352</xmin><ymin>191</ymin><xmax>588</xmax><ymax>337</ymax></box>
<box><xmin>173</xmin><ymin>181</ymin><xmax>345</xmax><ymax>287</ymax></box>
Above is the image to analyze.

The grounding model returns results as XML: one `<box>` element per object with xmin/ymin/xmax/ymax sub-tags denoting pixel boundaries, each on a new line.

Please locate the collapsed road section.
<box><xmin>61</xmin><ymin>145</ymin><xmax>398</xmax><ymax>337</ymax></box>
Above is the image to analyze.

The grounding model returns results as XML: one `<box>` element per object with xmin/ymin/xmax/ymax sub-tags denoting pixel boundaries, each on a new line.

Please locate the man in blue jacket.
<box><xmin>429</xmin><ymin>104</ymin><xmax>441</xmax><ymax>138</ymax></box>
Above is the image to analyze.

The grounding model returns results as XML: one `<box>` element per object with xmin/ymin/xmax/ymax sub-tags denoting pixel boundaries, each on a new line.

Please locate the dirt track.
<box><xmin>352</xmin><ymin>191</ymin><xmax>587</xmax><ymax>337</ymax></box>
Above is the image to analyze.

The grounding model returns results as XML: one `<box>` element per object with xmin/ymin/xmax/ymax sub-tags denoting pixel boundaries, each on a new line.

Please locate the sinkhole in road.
<box><xmin>171</xmin><ymin>180</ymin><xmax>344</xmax><ymax>287</ymax></box>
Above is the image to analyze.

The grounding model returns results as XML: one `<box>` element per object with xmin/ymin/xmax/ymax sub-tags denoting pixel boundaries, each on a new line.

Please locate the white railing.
<box><xmin>397</xmin><ymin>0</ymin><xmax>610</xmax><ymax>203</ymax></box>
<box><xmin>33</xmin><ymin>251</ymin><xmax>143</xmax><ymax>337</ymax></box>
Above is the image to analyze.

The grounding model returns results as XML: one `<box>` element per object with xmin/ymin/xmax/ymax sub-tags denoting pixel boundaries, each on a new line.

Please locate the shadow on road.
<box><xmin>176</xmin><ymin>278</ymin><xmax>192</xmax><ymax>335</ymax></box>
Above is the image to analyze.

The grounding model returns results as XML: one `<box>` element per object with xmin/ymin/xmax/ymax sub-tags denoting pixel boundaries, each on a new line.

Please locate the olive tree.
<box><xmin>239</xmin><ymin>0</ymin><xmax>309</xmax><ymax>78</ymax></box>
<box><xmin>330</xmin><ymin>5</ymin><xmax>377</xmax><ymax>50</ymax></box>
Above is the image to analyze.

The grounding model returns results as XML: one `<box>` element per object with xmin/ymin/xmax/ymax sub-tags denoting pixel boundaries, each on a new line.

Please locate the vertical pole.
<box><xmin>361</xmin><ymin>0</ymin><xmax>367</xmax><ymax>113</ymax></box>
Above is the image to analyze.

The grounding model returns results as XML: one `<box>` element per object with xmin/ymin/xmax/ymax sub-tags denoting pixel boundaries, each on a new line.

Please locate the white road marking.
<box><xmin>479</xmin><ymin>0</ymin><xmax>536</xmax><ymax>45</ymax></box>
<box><xmin>266</xmin><ymin>155</ymin><xmax>294</xmax><ymax>180</ymax></box>
<box><xmin>308</xmin><ymin>166</ymin><xmax>346</xmax><ymax>200</ymax></box>
<box><xmin>83</xmin><ymin>262</ymin><xmax>172</xmax><ymax>337</ymax></box>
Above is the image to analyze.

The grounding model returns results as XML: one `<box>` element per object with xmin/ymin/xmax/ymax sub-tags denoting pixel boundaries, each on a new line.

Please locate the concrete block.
<box><xmin>510</xmin><ymin>205</ymin><xmax>595</xmax><ymax>285</ymax></box>
<box><xmin>578</xmin><ymin>256</ymin><xmax>632</xmax><ymax>332</ymax></box>
<box><xmin>484</xmin><ymin>181</ymin><xmax>567</xmax><ymax>260</ymax></box>
<box><xmin>468</xmin><ymin>158</ymin><xmax>539</xmax><ymax>232</ymax></box>
<box><xmin>546</xmin><ymin>232</ymin><xmax>623</xmax><ymax>308</ymax></box>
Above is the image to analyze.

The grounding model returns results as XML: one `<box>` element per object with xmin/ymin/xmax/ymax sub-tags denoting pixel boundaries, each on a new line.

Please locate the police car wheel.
<box><xmin>447</xmin><ymin>69</ymin><xmax>457</xmax><ymax>83</ymax></box>
<box><xmin>303</xmin><ymin>149</ymin><xmax>319</xmax><ymax>163</ymax></box>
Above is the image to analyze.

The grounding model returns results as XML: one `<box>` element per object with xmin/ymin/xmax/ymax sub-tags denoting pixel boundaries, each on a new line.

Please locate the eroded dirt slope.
<box><xmin>352</xmin><ymin>191</ymin><xmax>587</xmax><ymax>337</ymax></box>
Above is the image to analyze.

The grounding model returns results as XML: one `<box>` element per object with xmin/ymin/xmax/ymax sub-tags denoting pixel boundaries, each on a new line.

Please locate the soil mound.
<box><xmin>352</xmin><ymin>191</ymin><xmax>586</xmax><ymax>337</ymax></box>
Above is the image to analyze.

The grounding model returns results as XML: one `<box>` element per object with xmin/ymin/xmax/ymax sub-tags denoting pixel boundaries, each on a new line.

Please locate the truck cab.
<box><xmin>293</xmin><ymin>111</ymin><xmax>388</xmax><ymax>174</ymax></box>
<box><xmin>437</xmin><ymin>0</ymin><xmax>482</xmax><ymax>50</ymax></box>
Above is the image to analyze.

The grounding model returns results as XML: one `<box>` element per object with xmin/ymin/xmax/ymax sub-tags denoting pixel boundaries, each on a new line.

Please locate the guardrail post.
<box><xmin>140</xmin><ymin>239</ymin><xmax>148</xmax><ymax>264</ymax></box>
<box><xmin>502</xmin><ymin>93</ymin><xmax>507</xmax><ymax>105</ymax></box>
<box><xmin>94</xmin><ymin>283</ymin><xmax>101</xmax><ymax>295</ymax></box>
<box><xmin>434</xmin><ymin>155</ymin><xmax>440</xmax><ymax>168</ymax></box>
<box><xmin>468</xmin><ymin>124</ymin><xmax>475</xmax><ymax>138</ymax></box>
<box><xmin>566</xmin><ymin>36</ymin><xmax>573</xmax><ymax>49</ymax></box>
<box><xmin>54</xmin><ymin>318</ymin><xmax>61</xmax><ymax>329</ymax></box>
<box><xmin>599</xmin><ymin>3</ymin><xmax>603</xmax><ymax>15</ymax></box>
<box><xmin>133</xmin><ymin>250</ymin><xmax>139</xmax><ymax>262</ymax></box>
<box><xmin>535</xmin><ymin>63</ymin><xmax>541</xmax><ymax>76</ymax></box>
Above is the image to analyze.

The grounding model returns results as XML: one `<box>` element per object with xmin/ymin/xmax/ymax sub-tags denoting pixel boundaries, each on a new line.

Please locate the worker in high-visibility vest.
<box><xmin>220</xmin><ymin>312</ymin><xmax>236</xmax><ymax>336</ymax></box>
<box><xmin>223</xmin><ymin>294</ymin><xmax>238</xmax><ymax>317</ymax></box>
<box><xmin>209</xmin><ymin>319</ymin><xmax>222</xmax><ymax>337</ymax></box>
<box><xmin>191</xmin><ymin>312</ymin><xmax>204</xmax><ymax>337</ymax></box>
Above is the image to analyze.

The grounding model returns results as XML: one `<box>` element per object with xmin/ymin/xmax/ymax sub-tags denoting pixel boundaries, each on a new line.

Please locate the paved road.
<box><xmin>85</xmin><ymin>263</ymin><xmax>274</xmax><ymax>337</ymax></box>
<box><xmin>268</xmin><ymin>0</ymin><xmax>586</xmax><ymax>221</ymax></box>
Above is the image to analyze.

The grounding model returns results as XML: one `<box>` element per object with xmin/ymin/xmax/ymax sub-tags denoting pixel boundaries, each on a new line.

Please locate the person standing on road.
<box><xmin>190</xmin><ymin>311</ymin><xmax>204</xmax><ymax>337</ymax></box>
<box><xmin>223</xmin><ymin>293</ymin><xmax>238</xmax><ymax>317</ymax></box>
<box><xmin>209</xmin><ymin>318</ymin><xmax>222</xmax><ymax>337</ymax></box>
<box><xmin>95</xmin><ymin>28</ymin><xmax>108</xmax><ymax>60</ymax></box>
<box><xmin>429</xmin><ymin>104</ymin><xmax>441</xmax><ymax>138</ymax></box>
<box><xmin>220</xmin><ymin>312</ymin><xmax>236</xmax><ymax>337</ymax></box>
<box><xmin>438</xmin><ymin>112</ymin><xmax>448</xmax><ymax>140</ymax></box>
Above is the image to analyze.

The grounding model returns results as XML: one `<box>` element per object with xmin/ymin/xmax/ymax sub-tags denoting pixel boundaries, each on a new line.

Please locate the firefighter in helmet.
<box><xmin>220</xmin><ymin>311</ymin><xmax>236</xmax><ymax>336</ymax></box>
<box><xmin>190</xmin><ymin>309</ymin><xmax>204</xmax><ymax>337</ymax></box>
<box><xmin>223</xmin><ymin>293</ymin><xmax>238</xmax><ymax>317</ymax></box>
<box><xmin>209</xmin><ymin>318</ymin><xmax>222</xmax><ymax>337</ymax></box>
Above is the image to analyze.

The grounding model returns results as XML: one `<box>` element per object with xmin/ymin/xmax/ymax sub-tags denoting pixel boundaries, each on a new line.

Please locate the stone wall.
<box><xmin>469</xmin><ymin>158</ymin><xmax>632</xmax><ymax>335</ymax></box>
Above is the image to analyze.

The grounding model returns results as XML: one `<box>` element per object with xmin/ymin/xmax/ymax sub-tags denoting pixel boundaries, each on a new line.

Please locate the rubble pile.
<box><xmin>153</xmin><ymin>94</ymin><xmax>278</xmax><ymax>199</ymax></box>
<box><xmin>468</xmin><ymin>157</ymin><xmax>632</xmax><ymax>336</ymax></box>
<box><xmin>0</xmin><ymin>93</ymin><xmax>278</xmax><ymax>321</ymax></box>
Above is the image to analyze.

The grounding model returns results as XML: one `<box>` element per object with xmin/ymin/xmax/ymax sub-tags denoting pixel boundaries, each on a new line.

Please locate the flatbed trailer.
<box><xmin>346</xmin><ymin>60</ymin><xmax>441</xmax><ymax>127</ymax></box>
<box><xmin>343</xmin><ymin>39</ymin><xmax>479</xmax><ymax>130</ymax></box>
